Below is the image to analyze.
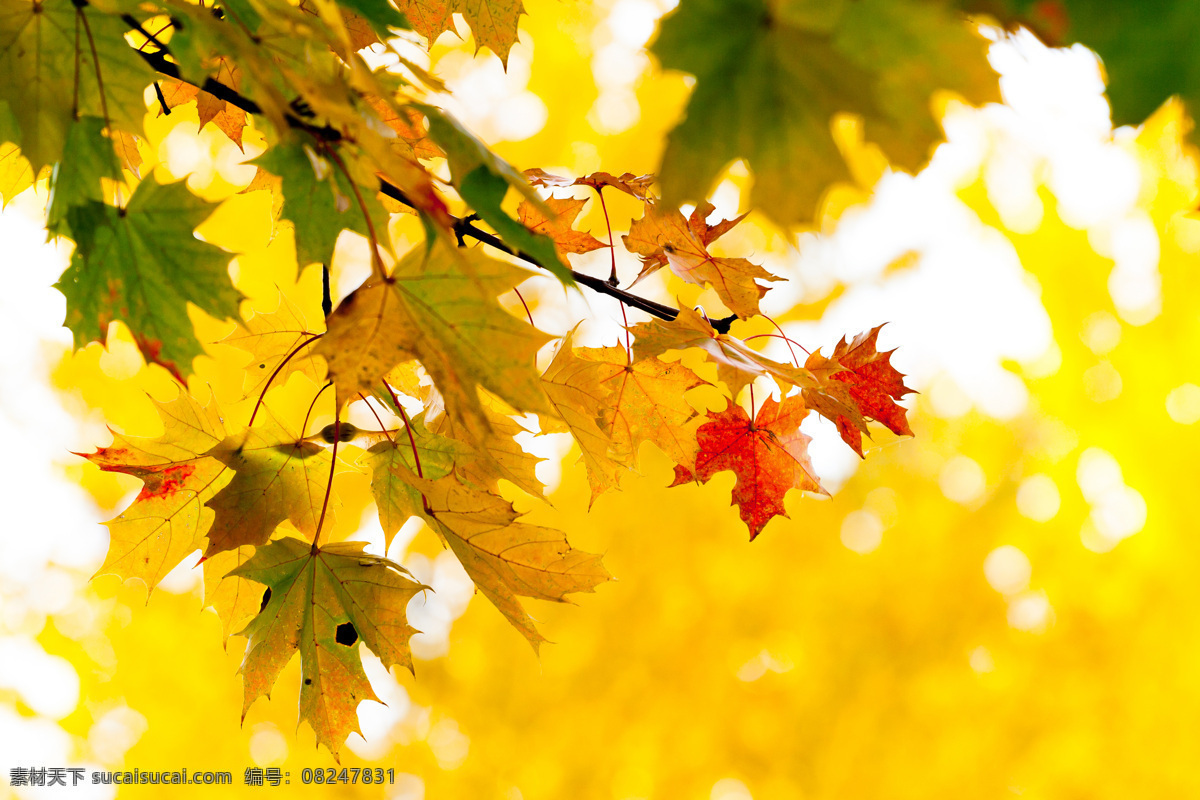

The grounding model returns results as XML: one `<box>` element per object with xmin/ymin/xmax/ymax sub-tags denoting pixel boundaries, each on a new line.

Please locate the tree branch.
<box><xmin>126</xmin><ymin>26</ymin><xmax>736</xmax><ymax>334</ymax></box>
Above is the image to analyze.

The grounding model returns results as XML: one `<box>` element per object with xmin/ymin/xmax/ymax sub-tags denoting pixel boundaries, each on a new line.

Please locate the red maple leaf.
<box><xmin>803</xmin><ymin>325</ymin><xmax>914</xmax><ymax>457</ymax></box>
<box><xmin>672</xmin><ymin>395</ymin><xmax>826</xmax><ymax>539</ymax></box>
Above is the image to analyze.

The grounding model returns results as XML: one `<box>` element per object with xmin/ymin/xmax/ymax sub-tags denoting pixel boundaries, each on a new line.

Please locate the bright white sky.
<box><xmin>0</xmin><ymin>24</ymin><xmax>1162</xmax><ymax>794</ymax></box>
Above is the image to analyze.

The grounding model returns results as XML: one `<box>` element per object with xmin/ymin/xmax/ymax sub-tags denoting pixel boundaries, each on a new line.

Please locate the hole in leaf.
<box><xmin>335</xmin><ymin>622</ymin><xmax>358</xmax><ymax>646</ymax></box>
<box><xmin>304</xmin><ymin>678</ymin><xmax>312</xmax><ymax>685</ymax></box>
<box><xmin>259</xmin><ymin>588</ymin><xmax>271</xmax><ymax>612</ymax></box>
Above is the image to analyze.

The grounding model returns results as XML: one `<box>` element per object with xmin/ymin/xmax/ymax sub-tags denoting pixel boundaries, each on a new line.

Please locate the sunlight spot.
<box><xmin>969</xmin><ymin>646</ymin><xmax>995</xmax><ymax>674</ymax></box>
<box><xmin>1020</xmin><ymin>340</ymin><xmax>1062</xmax><ymax>379</ymax></box>
<box><xmin>387</xmin><ymin>774</ymin><xmax>425</xmax><ymax>800</ymax></box>
<box><xmin>840</xmin><ymin>510</ymin><xmax>884</xmax><ymax>554</ymax></box>
<box><xmin>427</xmin><ymin>719</ymin><xmax>470</xmax><ymax>770</ymax></box>
<box><xmin>709</xmin><ymin>179</ymin><xmax>742</xmax><ymax>221</ymax></box>
<box><xmin>1007</xmin><ymin>590</ymin><xmax>1053</xmax><ymax>633</ymax></box>
<box><xmin>160</xmin><ymin>124</ymin><xmax>208</xmax><ymax>181</ymax></box>
<box><xmin>736</xmin><ymin>649</ymin><xmax>795</xmax><ymax>682</ymax></box>
<box><xmin>157</xmin><ymin>549</ymin><xmax>202</xmax><ymax>594</ymax></box>
<box><xmin>0</xmin><ymin>637</ymin><xmax>80</xmax><ymax>718</ymax></box>
<box><xmin>864</xmin><ymin>487</ymin><xmax>900</xmax><ymax>527</ymax></box>
<box><xmin>592</xmin><ymin>43</ymin><xmax>649</xmax><ymax>89</ymax></box>
<box><xmin>1016</xmin><ymin>474</ymin><xmax>1060</xmax><ymax>522</ymax></box>
<box><xmin>984</xmin><ymin>148</ymin><xmax>1042</xmax><ymax>233</ymax></box>
<box><xmin>1166</xmin><ymin>383</ymin><xmax>1200</xmax><ymax>424</ymax></box>
<box><xmin>711</xmin><ymin>778</ymin><xmax>753</xmax><ymax>800</ymax></box>
<box><xmin>494</xmin><ymin>92</ymin><xmax>548</xmax><ymax>141</ymax></box>
<box><xmin>1080</xmin><ymin>310</ymin><xmax>1121</xmax><ymax>354</ymax></box>
<box><xmin>609</xmin><ymin>0</ymin><xmax>658</xmax><ymax>48</ymax></box>
<box><xmin>940</xmin><ymin>456</ymin><xmax>986</xmax><ymax>504</ymax></box>
<box><xmin>1083</xmin><ymin>361</ymin><xmax>1122</xmax><ymax>402</ymax></box>
<box><xmin>588</xmin><ymin>89</ymin><xmax>640</xmax><ymax>135</ymax></box>
<box><xmin>1076</xmin><ymin>448</ymin><xmax>1122</xmax><ymax>504</ymax></box>
<box><xmin>984</xmin><ymin>545</ymin><xmax>1031</xmax><ymax>595</ymax></box>
<box><xmin>406</xmin><ymin>551</ymin><xmax>475</xmax><ymax>660</ymax></box>
<box><xmin>1089</xmin><ymin>485</ymin><xmax>1147</xmax><ymax>545</ymax></box>
<box><xmin>248</xmin><ymin>723</ymin><xmax>288</xmax><ymax>766</ymax></box>
<box><xmin>1106</xmin><ymin>213</ymin><xmax>1162</xmax><ymax>324</ymax></box>
<box><xmin>87</xmin><ymin>705</ymin><xmax>147</xmax><ymax>763</ymax></box>
<box><xmin>928</xmin><ymin>375</ymin><xmax>972</xmax><ymax>418</ymax></box>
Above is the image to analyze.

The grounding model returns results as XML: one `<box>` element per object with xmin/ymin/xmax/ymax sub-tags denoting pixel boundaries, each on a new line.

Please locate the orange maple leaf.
<box><xmin>517</xmin><ymin>196</ymin><xmax>607</xmax><ymax>257</ymax></box>
<box><xmin>802</xmin><ymin>325</ymin><xmax>915</xmax><ymax>457</ymax></box>
<box><xmin>525</xmin><ymin>168</ymin><xmax>656</xmax><ymax>200</ymax></box>
<box><xmin>623</xmin><ymin>201</ymin><xmax>780</xmax><ymax>319</ymax></box>
<box><xmin>672</xmin><ymin>395</ymin><xmax>826</xmax><ymax>540</ymax></box>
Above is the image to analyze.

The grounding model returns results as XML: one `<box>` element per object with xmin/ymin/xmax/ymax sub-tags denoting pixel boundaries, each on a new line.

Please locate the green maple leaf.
<box><xmin>46</xmin><ymin>116</ymin><xmax>120</xmax><ymax>237</ymax></box>
<box><xmin>360</xmin><ymin>412</ymin><xmax>473</xmax><ymax>549</ymax></box>
<box><xmin>256</xmin><ymin>140</ymin><xmax>390</xmax><ymax>270</ymax></box>
<box><xmin>0</xmin><ymin>0</ymin><xmax>154</xmax><ymax>170</ymax></box>
<box><xmin>652</xmin><ymin>0</ymin><xmax>1000</xmax><ymax>226</ymax></box>
<box><xmin>56</xmin><ymin>177</ymin><xmax>243</xmax><ymax>376</ymax></box>
<box><xmin>231</xmin><ymin>537</ymin><xmax>426</xmax><ymax>760</ymax></box>
<box><xmin>418</xmin><ymin>104</ymin><xmax>572</xmax><ymax>285</ymax></box>
<box><xmin>989</xmin><ymin>0</ymin><xmax>1200</xmax><ymax>129</ymax></box>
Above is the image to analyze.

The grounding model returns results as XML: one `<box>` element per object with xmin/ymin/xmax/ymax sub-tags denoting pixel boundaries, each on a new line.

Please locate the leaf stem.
<box><xmin>247</xmin><ymin>332</ymin><xmax>323</xmax><ymax>427</ymax></box>
<box><xmin>312</xmin><ymin>403</ymin><xmax>338</xmax><ymax>552</ymax></box>
<box><xmin>512</xmin><ymin>287</ymin><xmax>534</xmax><ymax>326</ymax></box>
<box><xmin>383</xmin><ymin>382</ymin><xmax>425</xmax><ymax>480</ymax></box>
<box><xmin>357</xmin><ymin>391</ymin><xmax>394</xmax><ymax>443</ymax></box>
<box><xmin>322</xmin><ymin>143</ymin><xmax>386</xmax><ymax>279</ymax></box>
<box><xmin>77</xmin><ymin>5</ymin><xmax>113</xmax><ymax>133</ymax></box>
<box><xmin>595</xmin><ymin>186</ymin><xmax>618</xmax><ymax>287</ymax></box>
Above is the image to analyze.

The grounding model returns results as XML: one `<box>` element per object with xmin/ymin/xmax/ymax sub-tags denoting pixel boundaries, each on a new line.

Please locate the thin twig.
<box><xmin>122</xmin><ymin>17</ymin><xmax>738</xmax><ymax>334</ymax></box>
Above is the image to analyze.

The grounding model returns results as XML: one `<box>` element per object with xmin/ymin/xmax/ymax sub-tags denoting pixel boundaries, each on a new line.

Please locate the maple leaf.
<box><xmin>240</xmin><ymin>167</ymin><xmax>284</xmax><ymax>221</ymax></box>
<box><xmin>361</xmin><ymin>413</ymin><xmax>474</xmax><ymax>549</ymax></box>
<box><xmin>424</xmin><ymin>390</ymin><xmax>545</xmax><ymax>498</ymax></box>
<box><xmin>415</xmin><ymin>472</ymin><xmax>611</xmax><ymax>649</ymax></box>
<box><xmin>110</xmin><ymin>130</ymin><xmax>142</xmax><ymax>175</ymax></box>
<box><xmin>232</xmin><ymin>537</ymin><xmax>426</xmax><ymax>760</ymax></box>
<box><xmin>0</xmin><ymin>141</ymin><xmax>34</xmax><ymax>207</ymax></box>
<box><xmin>582</xmin><ymin>346</ymin><xmax>709</xmax><ymax>469</ymax></box>
<box><xmin>221</xmin><ymin>293</ymin><xmax>326</xmax><ymax>400</ymax></box>
<box><xmin>365</xmin><ymin>96</ymin><xmax>444</xmax><ymax>162</ymax></box>
<box><xmin>418</xmin><ymin>105</ymin><xmax>572</xmax><ymax>284</ymax></box>
<box><xmin>314</xmin><ymin>239</ymin><xmax>552</xmax><ymax>440</ymax></box>
<box><xmin>159</xmin><ymin>57</ymin><xmax>249</xmax><ymax>150</ymax></box>
<box><xmin>203</xmin><ymin>406</ymin><xmax>335</xmax><ymax>556</ymax></box>
<box><xmin>517</xmin><ymin>196</ymin><xmax>607</xmax><ymax>257</ymax></box>
<box><xmin>395</xmin><ymin>0</ymin><xmax>524</xmax><ymax>65</ymax></box>
<box><xmin>631</xmin><ymin>305</ymin><xmax>816</xmax><ymax>398</ymax></box>
<box><xmin>988</xmin><ymin>0</ymin><xmax>1200</xmax><ymax>133</ymax></box>
<box><xmin>297</xmin><ymin>0</ymin><xmax>394</xmax><ymax>51</ymax></box>
<box><xmin>623</xmin><ymin>200</ymin><xmax>779</xmax><ymax>318</ymax></box>
<box><xmin>525</xmin><ymin>168</ymin><xmax>656</xmax><ymax>201</ymax></box>
<box><xmin>81</xmin><ymin>390</ymin><xmax>230</xmax><ymax>591</ymax></box>
<box><xmin>540</xmin><ymin>332</ymin><xmax>628</xmax><ymax>503</ymax></box>
<box><xmin>203</xmin><ymin>546</ymin><xmax>260</xmax><ymax>640</ymax></box>
<box><xmin>672</xmin><ymin>395</ymin><xmax>826</xmax><ymax>539</ymax></box>
<box><xmin>652</xmin><ymin>0</ymin><xmax>999</xmax><ymax>226</ymax></box>
<box><xmin>0</xmin><ymin>0</ymin><xmax>155</xmax><ymax>170</ymax></box>
<box><xmin>802</xmin><ymin>325</ymin><xmax>915</xmax><ymax>456</ymax></box>
<box><xmin>55</xmin><ymin>177</ymin><xmax>244</xmax><ymax>378</ymax></box>
<box><xmin>45</xmin><ymin>117</ymin><xmax>121</xmax><ymax>238</ymax></box>
<box><xmin>256</xmin><ymin>140</ymin><xmax>391</xmax><ymax>269</ymax></box>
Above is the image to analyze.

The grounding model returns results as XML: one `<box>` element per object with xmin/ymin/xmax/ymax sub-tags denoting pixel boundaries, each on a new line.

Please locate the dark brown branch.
<box><xmin>125</xmin><ymin>22</ymin><xmax>736</xmax><ymax>334</ymax></box>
